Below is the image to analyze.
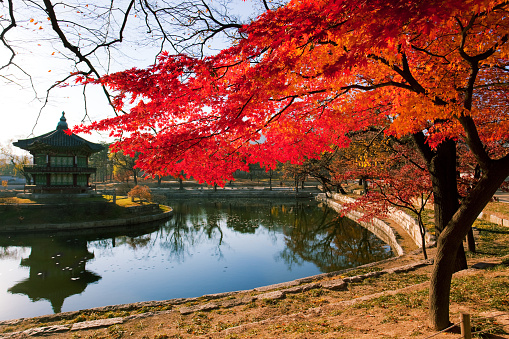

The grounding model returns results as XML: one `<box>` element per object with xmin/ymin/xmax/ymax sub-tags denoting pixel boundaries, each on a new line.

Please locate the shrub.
<box><xmin>128</xmin><ymin>185</ymin><xmax>152</xmax><ymax>203</ymax></box>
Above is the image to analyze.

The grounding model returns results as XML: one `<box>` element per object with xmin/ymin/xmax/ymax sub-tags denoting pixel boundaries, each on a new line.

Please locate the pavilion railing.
<box><xmin>23</xmin><ymin>165</ymin><xmax>97</xmax><ymax>173</ymax></box>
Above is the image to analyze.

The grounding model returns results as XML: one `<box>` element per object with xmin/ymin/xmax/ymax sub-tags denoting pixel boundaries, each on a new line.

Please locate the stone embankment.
<box><xmin>478</xmin><ymin>211</ymin><xmax>509</xmax><ymax>227</ymax></box>
<box><xmin>316</xmin><ymin>193</ymin><xmax>436</xmax><ymax>254</ymax></box>
<box><xmin>0</xmin><ymin>203</ymin><xmax>172</xmax><ymax>233</ymax></box>
<box><xmin>137</xmin><ymin>187</ymin><xmax>319</xmax><ymax>199</ymax></box>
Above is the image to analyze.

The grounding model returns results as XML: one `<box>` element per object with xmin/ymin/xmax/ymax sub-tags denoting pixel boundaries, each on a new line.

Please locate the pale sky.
<box><xmin>0</xmin><ymin>73</ymin><xmax>114</xmax><ymax>147</ymax></box>
<box><xmin>0</xmin><ymin>0</ymin><xmax>268</xmax><ymax>157</ymax></box>
<box><xmin>0</xmin><ymin>37</ymin><xmax>121</xmax><ymax>151</ymax></box>
<box><xmin>0</xmin><ymin>0</ymin><xmax>264</xmax><ymax>156</ymax></box>
<box><xmin>0</xmin><ymin>2</ymin><xmax>169</xmax><ymax>151</ymax></box>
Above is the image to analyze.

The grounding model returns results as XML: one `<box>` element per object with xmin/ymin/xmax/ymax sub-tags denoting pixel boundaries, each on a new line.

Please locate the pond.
<box><xmin>0</xmin><ymin>198</ymin><xmax>393</xmax><ymax>321</ymax></box>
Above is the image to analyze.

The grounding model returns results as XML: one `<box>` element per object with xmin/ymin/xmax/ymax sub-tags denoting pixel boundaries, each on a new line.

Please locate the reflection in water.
<box><xmin>0</xmin><ymin>222</ymin><xmax>161</xmax><ymax>317</ymax></box>
<box><xmin>0</xmin><ymin>198</ymin><xmax>392</xmax><ymax>320</ymax></box>
<box><xmin>280</xmin><ymin>205</ymin><xmax>390</xmax><ymax>271</ymax></box>
<box><xmin>8</xmin><ymin>238</ymin><xmax>99</xmax><ymax>313</ymax></box>
<box><xmin>162</xmin><ymin>199</ymin><xmax>392</xmax><ymax>271</ymax></box>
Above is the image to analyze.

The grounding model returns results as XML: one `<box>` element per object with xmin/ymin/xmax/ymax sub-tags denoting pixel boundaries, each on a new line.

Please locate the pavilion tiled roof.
<box><xmin>13</xmin><ymin>112</ymin><xmax>104</xmax><ymax>154</ymax></box>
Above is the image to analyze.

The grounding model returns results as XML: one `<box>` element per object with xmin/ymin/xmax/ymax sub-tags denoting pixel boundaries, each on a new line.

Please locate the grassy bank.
<box><xmin>0</xmin><ymin>195</ymin><xmax>164</xmax><ymax>225</ymax></box>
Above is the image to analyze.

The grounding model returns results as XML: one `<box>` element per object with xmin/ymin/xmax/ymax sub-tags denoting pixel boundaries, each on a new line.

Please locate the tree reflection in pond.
<box><xmin>160</xmin><ymin>199</ymin><xmax>392</xmax><ymax>270</ymax></box>
<box><xmin>279</xmin><ymin>203</ymin><xmax>391</xmax><ymax>271</ymax></box>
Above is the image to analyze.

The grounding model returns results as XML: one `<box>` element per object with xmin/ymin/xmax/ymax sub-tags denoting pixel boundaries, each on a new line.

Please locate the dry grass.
<box><xmin>0</xmin><ymin>197</ymin><xmax>36</xmax><ymax>204</ymax></box>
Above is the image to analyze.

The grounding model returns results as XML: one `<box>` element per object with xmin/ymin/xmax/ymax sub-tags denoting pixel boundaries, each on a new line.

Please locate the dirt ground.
<box><xmin>1</xmin><ymin>247</ymin><xmax>508</xmax><ymax>339</ymax></box>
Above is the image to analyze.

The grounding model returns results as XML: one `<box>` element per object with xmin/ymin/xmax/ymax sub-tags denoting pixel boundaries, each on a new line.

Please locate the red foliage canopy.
<box><xmin>74</xmin><ymin>0</ymin><xmax>509</xmax><ymax>186</ymax></box>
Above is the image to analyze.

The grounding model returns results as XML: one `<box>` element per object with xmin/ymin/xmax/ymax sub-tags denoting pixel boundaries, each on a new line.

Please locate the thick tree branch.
<box><xmin>0</xmin><ymin>0</ymin><xmax>16</xmax><ymax>71</ymax></box>
<box><xmin>262</xmin><ymin>0</ymin><xmax>271</xmax><ymax>11</ymax></box>
<box><xmin>369</xmin><ymin>53</ymin><xmax>426</xmax><ymax>94</ymax></box>
<box><xmin>412</xmin><ymin>132</ymin><xmax>435</xmax><ymax>166</ymax></box>
<box><xmin>342</xmin><ymin>81</ymin><xmax>414</xmax><ymax>92</ymax></box>
<box><xmin>42</xmin><ymin>0</ymin><xmax>100</xmax><ymax>78</ymax></box>
<box><xmin>457</xmin><ymin>115</ymin><xmax>492</xmax><ymax>170</ymax></box>
<box><xmin>42</xmin><ymin>0</ymin><xmax>126</xmax><ymax>116</ymax></box>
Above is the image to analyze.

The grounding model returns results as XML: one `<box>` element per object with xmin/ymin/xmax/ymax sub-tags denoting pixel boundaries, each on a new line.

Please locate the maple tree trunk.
<box><xmin>412</xmin><ymin>135</ymin><xmax>468</xmax><ymax>330</ymax></box>
<box><xmin>429</xmin><ymin>162</ymin><xmax>509</xmax><ymax>330</ymax></box>
<box><xmin>466</xmin><ymin>228</ymin><xmax>476</xmax><ymax>253</ymax></box>
<box><xmin>465</xmin><ymin>165</ymin><xmax>482</xmax><ymax>253</ymax></box>
<box><xmin>417</xmin><ymin>217</ymin><xmax>428</xmax><ymax>260</ymax></box>
<box><xmin>429</xmin><ymin>139</ymin><xmax>467</xmax><ymax>271</ymax></box>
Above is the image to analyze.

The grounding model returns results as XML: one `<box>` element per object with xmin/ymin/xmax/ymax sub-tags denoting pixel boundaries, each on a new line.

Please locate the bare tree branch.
<box><xmin>0</xmin><ymin>0</ymin><xmax>16</xmax><ymax>71</ymax></box>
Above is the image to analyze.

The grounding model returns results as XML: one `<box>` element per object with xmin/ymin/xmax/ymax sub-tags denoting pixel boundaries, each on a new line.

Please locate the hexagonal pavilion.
<box><xmin>13</xmin><ymin>113</ymin><xmax>104</xmax><ymax>194</ymax></box>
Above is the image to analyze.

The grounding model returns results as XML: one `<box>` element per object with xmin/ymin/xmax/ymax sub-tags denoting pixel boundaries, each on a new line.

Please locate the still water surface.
<box><xmin>0</xmin><ymin>198</ymin><xmax>393</xmax><ymax>320</ymax></box>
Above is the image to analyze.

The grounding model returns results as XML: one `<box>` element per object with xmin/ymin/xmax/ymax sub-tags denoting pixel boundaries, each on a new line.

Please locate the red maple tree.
<box><xmin>74</xmin><ymin>0</ymin><xmax>509</xmax><ymax>330</ymax></box>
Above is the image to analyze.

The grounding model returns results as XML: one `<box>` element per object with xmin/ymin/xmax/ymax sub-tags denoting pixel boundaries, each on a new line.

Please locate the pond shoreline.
<box><xmin>0</xmin><ymin>191</ymin><xmax>404</xmax><ymax>325</ymax></box>
<box><xmin>0</xmin><ymin>252</ymin><xmax>424</xmax><ymax>327</ymax></box>
<box><xmin>0</xmin><ymin>204</ymin><xmax>172</xmax><ymax>233</ymax></box>
<box><xmin>122</xmin><ymin>187</ymin><xmax>320</xmax><ymax>199</ymax></box>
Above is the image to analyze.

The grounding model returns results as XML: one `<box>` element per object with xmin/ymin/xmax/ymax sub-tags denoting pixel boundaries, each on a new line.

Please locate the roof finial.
<box><xmin>56</xmin><ymin>112</ymin><xmax>68</xmax><ymax>130</ymax></box>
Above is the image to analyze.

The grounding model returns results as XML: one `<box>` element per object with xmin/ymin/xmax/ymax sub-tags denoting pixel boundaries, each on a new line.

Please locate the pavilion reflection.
<box><xmin>0</xmin><ymin>221</ymin><xmax>162</xmax><ymax>313</ymax></box>
<box><xmin>8</xmin><ymin>238</ymin><xmax>99</xmax><ymax>313</ymax></box>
